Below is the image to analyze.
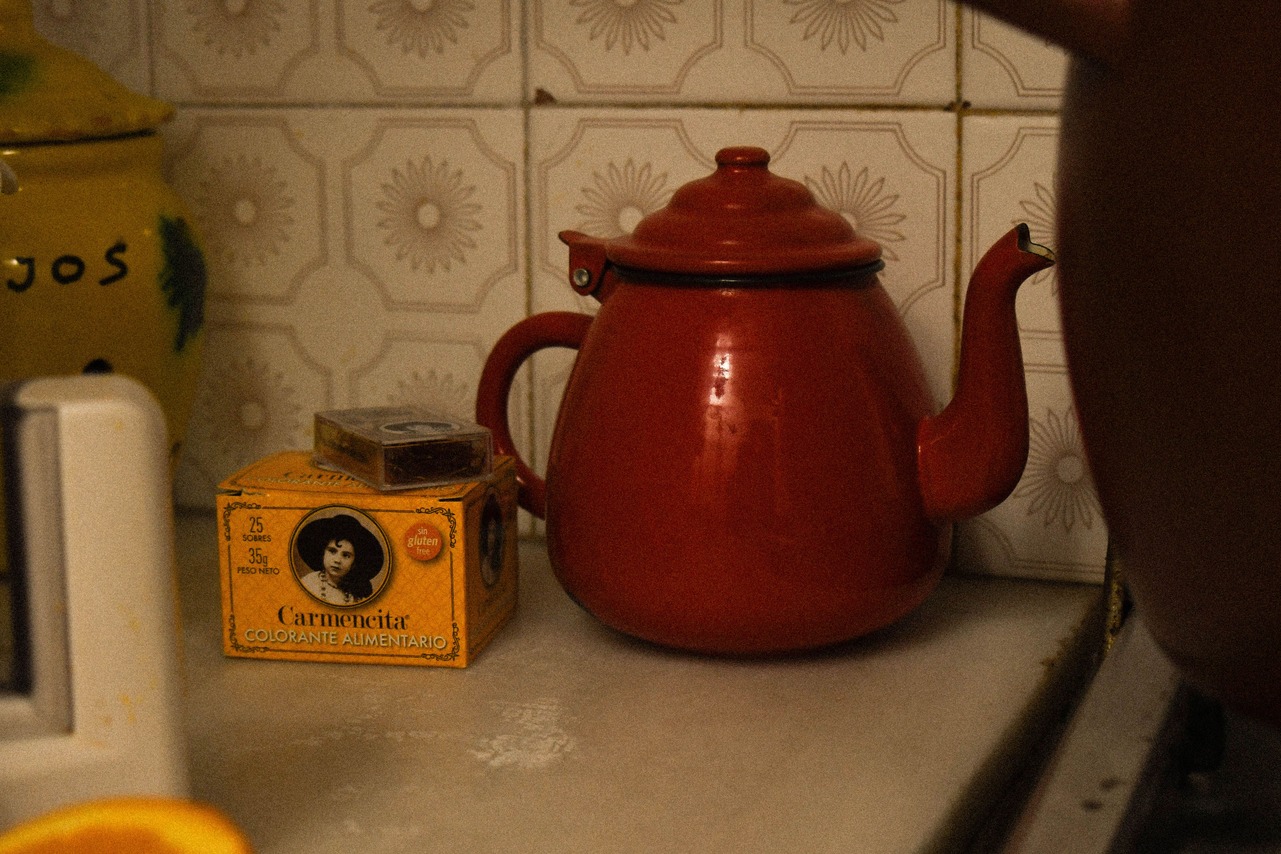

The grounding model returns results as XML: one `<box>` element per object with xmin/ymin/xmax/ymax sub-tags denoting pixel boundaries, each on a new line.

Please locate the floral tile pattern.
<box><xmin>957</xmin><ymin>115</ymin><xmax>1107</xmax><ymax>582</ymax></box>
<box><xmin>153</xmin><ymin>0</ymin><xmax>522</xmax><ymax>103</ymax></box>
<box><xmin>344</xmin><ymin>119</ymin><xmax>520</xmax><ymax>312</ymax></box>
<box><xmin>161</xmin><ymin>108</ymin><xmax>526</xmax><ymax>508</ymax></box>
<box><xmin>25</xmin><ymin>0</ymin><xmax>1106</xmax><ymax>579</ymax></box>
<box><xmin>530</xmin><ymin>0</ymin><xmax>723</xmax><ymax>98</ymax></box>
<box><xmin>530</xmin><ymin>0</ymin><xmax>955</xmax><ymax>104</ymax></box>
<box><xmin>165</xmin><ymin>113</ymin><xmax>326</xmax><ymax>305</ymax></box>
<box><xmin>31</xmin><ymin>0</ymin><xmax>152</xmax><ymax>93</ymax></box>
<box><xmin>960</xmin><ymin>7</ymin><xmax>1069</xmax><ymax>110</ymax></box>
<box><xmin>340</xmin><ymin>0</ymin><xmax>519</xmax><ymax>100</ymax></box>
<box><xmin>745</xmin><ymin>0</ymin><xmax>953</xmax><ymax>102</ymax></box>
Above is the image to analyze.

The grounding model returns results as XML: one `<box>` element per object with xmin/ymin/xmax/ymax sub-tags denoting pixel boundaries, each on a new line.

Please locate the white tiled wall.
<box><xmin>35</xmin><ymin>0</ymin><xmax>1106</xmax><ymax>582</ymax></box>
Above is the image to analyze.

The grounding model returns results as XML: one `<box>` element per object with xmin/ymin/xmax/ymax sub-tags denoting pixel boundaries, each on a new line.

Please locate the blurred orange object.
<box><xmin>0</xmin><ymin>798</ymin><xmax>251</xmax><ymax>854</ymax></box>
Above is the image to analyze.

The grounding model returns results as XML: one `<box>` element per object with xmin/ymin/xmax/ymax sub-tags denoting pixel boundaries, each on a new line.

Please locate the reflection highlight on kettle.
<box><xmin>709</xmin><ymin>344</ymin><xmax>732</xmax><ymax>404</ymax></box>
<box><xmin>0</xmin><ymin>161</ymin><xmax>16</xmax><ymax>195</ymax></box>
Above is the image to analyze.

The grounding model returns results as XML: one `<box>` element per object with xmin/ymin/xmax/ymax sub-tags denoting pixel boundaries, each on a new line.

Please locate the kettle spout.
<box><xmin>917</xmin><ymin>224</ymin><xmax>1054</xmax><ymax>522</ymax></box>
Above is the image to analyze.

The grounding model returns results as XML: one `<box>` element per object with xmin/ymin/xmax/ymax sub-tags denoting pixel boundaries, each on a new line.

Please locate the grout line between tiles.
<box><xmin>520</xmin><ymin>0</ymin><xmax>538</xmax><ymax>504</ymax></box>
<box><xmin>948</xmin><ymin>0</ymin><xmax>966</xmax><ymax>574</ymax></box>
<box><xmin>953</xmin><ymin>0</ymin><xmax>966</xmax><ymax>392</ymax></box>
<box><xmin>157</xmin><ymin>101</ymin><xmax>1060</xmax><ymax>121</ymax></box>
<box><xmin>146</xmin><ymin>0</ymin><xmax>158</xmax><ymax>98</ymax></box>
<box><xmin>159</xmin><ymin>100</ymin><xmax>998</xmax><ymax>113</ymax></box>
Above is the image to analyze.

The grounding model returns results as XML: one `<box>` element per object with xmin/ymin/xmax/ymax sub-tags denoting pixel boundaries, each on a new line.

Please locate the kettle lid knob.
<box><xmin>605</xmin><ymin>144</ymin><xmax>882</xmax><ymax>277</ymax></box>
<box><xmin>714</xmin><ymin>146</ymin><xmax>772</xmax><ymax>168</ymax></box>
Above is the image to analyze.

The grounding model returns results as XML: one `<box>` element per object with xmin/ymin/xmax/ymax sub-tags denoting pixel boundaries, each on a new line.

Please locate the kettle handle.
<box><xmin>476</xmin><ymin>311</ymin><xmax>594</xmax><ymax>518</ymax></box>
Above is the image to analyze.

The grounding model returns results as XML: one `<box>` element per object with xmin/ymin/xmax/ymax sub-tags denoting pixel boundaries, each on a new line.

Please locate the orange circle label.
<box><xmin>404</xmin><ymin>521</ymin><xmax>444</xmax><ymax>562</ymax></box>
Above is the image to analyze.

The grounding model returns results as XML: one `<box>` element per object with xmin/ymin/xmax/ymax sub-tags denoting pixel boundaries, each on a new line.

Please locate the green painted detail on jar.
<box><xmin>0</xmin><ymin>51</ymin><xmax>34</xmax><ymax>97</ymax></box>
<box><xmin>159</xmin><ymin>215</ymin><xmax>207</xmax><ymax>353</ymax></box>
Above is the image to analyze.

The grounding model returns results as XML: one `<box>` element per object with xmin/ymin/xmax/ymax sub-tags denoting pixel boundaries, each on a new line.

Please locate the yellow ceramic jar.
<box><xmin>0</xmin><ymin>0</ymin><xmax>206</xmax><ymax>464</ymax></box>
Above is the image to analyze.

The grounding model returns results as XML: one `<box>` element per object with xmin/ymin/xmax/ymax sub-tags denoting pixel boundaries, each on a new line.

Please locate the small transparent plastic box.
<box><xmin>314</xmin><ymin>406</ymin><xmax>493</xmax><ymax>490</ymax></box>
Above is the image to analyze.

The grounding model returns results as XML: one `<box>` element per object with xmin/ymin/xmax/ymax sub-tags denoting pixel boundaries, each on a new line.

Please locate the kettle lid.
<box><xmin>606</xmin><ymin>146</ymin><xmax>882</xmax><ymax>277</ymax></box>
<box><xmin>0</xmin><ymin>2</ymin><xmax>173</xmax><ymax>143</ymax></box>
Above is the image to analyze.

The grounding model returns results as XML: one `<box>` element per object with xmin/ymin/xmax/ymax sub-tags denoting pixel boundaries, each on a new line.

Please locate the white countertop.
<box><xmin>174</xmin><ymin>508</ymin><xmax>1103</xmax><ymax>854</ymax></box>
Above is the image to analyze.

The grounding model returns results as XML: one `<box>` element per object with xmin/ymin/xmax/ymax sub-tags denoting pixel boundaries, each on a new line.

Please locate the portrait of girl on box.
<box><xmin>295</xmin><ymin>512</ymin><xmax>386</xmax><ymax>606</ymax></box>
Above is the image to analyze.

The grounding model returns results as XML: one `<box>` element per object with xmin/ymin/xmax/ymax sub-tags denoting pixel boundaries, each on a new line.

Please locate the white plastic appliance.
<box><xmin>0</xmin><ymin>374</ymin><xmax>188</xmax><ymax>828</ymax></box>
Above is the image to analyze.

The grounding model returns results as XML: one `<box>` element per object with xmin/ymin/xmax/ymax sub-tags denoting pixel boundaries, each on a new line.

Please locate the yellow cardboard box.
<box><xmin>216</xmin><ymin>451</ymin><xmax>517</xmax><ymax>667</ymax></box>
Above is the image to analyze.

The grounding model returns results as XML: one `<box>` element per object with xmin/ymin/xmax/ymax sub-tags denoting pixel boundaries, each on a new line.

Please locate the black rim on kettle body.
<box><xmin>611</xmin><ymin>259</ymin><xmax>886</xmax><ymax>289</ymax></box>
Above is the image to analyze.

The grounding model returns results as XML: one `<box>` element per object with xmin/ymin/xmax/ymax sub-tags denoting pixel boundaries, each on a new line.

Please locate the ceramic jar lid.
<box><xmin>605</xmin><ymin>146</ymin><xmax>883</xmax><ymax>278</ymax></box>
<box><xmin>0</xmin><ymin>0</ymin><xmax>172</xmax><ymax>144</ymax></box>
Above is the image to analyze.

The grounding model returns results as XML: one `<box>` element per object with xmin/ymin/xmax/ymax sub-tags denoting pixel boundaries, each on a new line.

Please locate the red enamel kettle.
<box><xmin>476</xmin><ymin>146</ymin><xmax>1052</xmax><ymax>654</ymax></box>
